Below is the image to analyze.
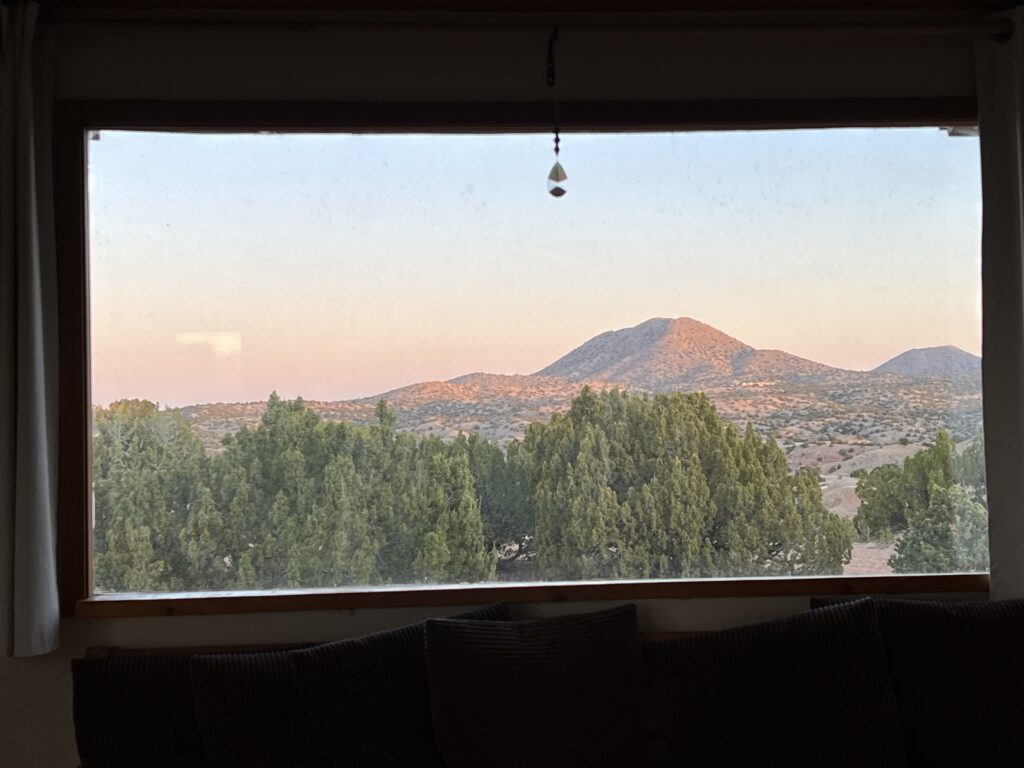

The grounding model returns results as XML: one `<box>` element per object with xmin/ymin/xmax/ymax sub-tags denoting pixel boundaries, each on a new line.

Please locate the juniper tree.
<box><xmin>523</xmin><ymin>388</ymin><xmax>851</xmax><ymax>580</ymax></box>
<box><xmin>852</xmin><ymin>429</ymin><xmax>989</xmax><ymax>573</ymax></box>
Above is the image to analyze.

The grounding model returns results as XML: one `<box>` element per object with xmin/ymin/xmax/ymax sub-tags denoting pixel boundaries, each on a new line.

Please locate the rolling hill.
<box><xmin>535</xmin><ymin>317</ymin><xmax>837</xmax><ymax>389</ymax></box>
<box><xmin>179</xmin><ymin>317</ymin><xmax>983</xmax><ymax>458</ymax></box>
<box><xmin>873</xmin><ymin>345</ymin><xmax>981</xmax><ymax>377</ymax></box>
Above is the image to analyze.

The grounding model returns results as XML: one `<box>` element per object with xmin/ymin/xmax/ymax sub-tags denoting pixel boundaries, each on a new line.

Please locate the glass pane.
<box><xmin>87</xmin><ymin>128</ymin><xmax>985</xmax><ymax>593</ymax></box>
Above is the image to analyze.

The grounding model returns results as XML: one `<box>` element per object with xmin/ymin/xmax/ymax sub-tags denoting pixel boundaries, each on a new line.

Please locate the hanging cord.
<box><xmin>553</xmin><ymin>102</ymin><xmax>560</xmax><ymax>157</ymax></box>
<box><xmin>546</xmin><ymin>26</ymin><xmax>558</xmax><ymax>87</ymax></box>
<box><xmin>548</xmin><ymin>27</ymin><xmax>560</xmax><ymax>157</ymax></box>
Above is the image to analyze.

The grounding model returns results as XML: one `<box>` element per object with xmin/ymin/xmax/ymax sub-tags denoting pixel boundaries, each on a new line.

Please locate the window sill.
<box><xmin>74</xmin><ymin>573</ymin><xmax>990</xmax><ymax>618</ymax></box>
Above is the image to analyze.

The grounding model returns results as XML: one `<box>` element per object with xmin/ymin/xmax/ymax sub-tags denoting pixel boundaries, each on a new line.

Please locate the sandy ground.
<box><xmin>844</xmin><ymin>541</ymin><xmax>895</xmax><ymax>575</ymax></box>
<box><xmin>812</xmin><ymin>444</ymin><xmax>911</xmax><ymax>575</ymax></box>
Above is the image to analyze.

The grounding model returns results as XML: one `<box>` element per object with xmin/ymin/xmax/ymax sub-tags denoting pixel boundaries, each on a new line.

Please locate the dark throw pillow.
<box><xmin>424</xmin><ymin>604</ymin><xmax>645</xmax><ymax>768</ymax></box>
<box><xmin>289</xmin><ymin>602</ymin><xmax>510</xmax><ymax>768</ymax></box>
<box><xmin>189</xmin><ymin>649</ymin><xmax>317</xmax><ymax>768</ymax></box>
<box><xmin>72</xmin><ymin>654</ymin><xmax>207</xmax><ymax>768</ymax></box>
<box><xmin>871</xmin><ymin>597</ymin><xmax>1024</xmax><ymax>768</ymax></box>
<box><xmin>643</xmin><ymin>599</ymin><xmax>907</xmax><ymax>768</ymax></box>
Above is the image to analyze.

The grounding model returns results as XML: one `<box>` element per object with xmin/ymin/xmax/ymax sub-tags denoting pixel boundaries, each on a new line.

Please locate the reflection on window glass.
<box><xmin>87</xmin><ymin>129</ymin><xmax>986</xmax><ymax>593</ymax></box>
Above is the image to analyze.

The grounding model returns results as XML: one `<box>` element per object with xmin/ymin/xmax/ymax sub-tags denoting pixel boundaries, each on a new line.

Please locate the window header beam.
<box><xmin>34</xmin><ymin>0</ymin><xmax>1022</xmax><ymax>18</ymax></box>
<box><xmin>39</xmin><ymin>17</ymin><xmax>1016</xmax><ymax>38</ymax></box>
<box><xmin>56</xmin><ymin>97</ymin><xmax>979</xmax><ymax>135</ymax></box>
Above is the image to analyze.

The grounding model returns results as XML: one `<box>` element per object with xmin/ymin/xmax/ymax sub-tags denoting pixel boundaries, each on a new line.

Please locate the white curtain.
<box><xmin>977</xmin><ymin>11</ymin><xmax>1024</xmax><ymax>601</ymax></box>
<box><xmin>0</xmin><ymin>1</ymin><xmax>60</xmax><ymax>656</ymax></box>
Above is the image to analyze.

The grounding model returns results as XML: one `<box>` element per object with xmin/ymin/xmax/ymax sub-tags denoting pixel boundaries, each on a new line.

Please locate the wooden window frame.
<box><xmin>56</xmin><ymin>97</ymin><xmax>990</xmax><ymax>619</ymax></box>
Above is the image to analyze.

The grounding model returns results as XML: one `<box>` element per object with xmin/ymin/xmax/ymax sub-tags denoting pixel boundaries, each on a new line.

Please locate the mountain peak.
<box><xmin>873</xmin><ymin>345</ymin><xmax>980</xmax><ymax>377</ymax></box>
<box><xmin>536</xmin><ymin>317</ymin><xmax>833</xmax><ymax>389</ymax></box>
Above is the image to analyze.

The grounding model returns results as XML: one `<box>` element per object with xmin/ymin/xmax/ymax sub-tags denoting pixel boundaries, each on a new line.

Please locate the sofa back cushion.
<box><xmin>189</xmin><ymin>649</ymin><xmax>318</xmax><ymax>768</ymax></box>
<box><xmin>424</xmin><ymin>604</ymin><xmax>645</xmax><ymax>768</ymax></box>
<box><xmin>72</xmin><ymin>654</ymin><xmax>207</xmax><ymax>768</ymax></box>
<box><xmin>289</xmin><ymin>602</ymin><xmax>510</xmax><ymax>767</ymax></box>
<box><xmin>643</xmin><ymin>598</ymin><xmax>907</xmax><ymax>768</ymax></box>
<box><xmin>871</xmin><ymin>598</ymin><xmax>1024</xmax><ymax>768</ymax></box>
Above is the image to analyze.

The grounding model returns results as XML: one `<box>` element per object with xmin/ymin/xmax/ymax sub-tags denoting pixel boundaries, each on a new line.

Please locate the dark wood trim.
<box><xmin>34</xmin><ymin>0</ymin><xmax>1021</xmax><ymax>16</ymax></box>
<box><xmin>55</xmin><ymin>96</ymin><xmax>982</xmax><ymax>617</ymax></box>
<box><xmin>57</xmin><ymin>98</ymin><xmax>979</xmax><ymax>134</ymax></box>
<box><xmin>55</xmin><ymin>107</ymin><xmax>92</xmax><ymax>618</ymax></box>
<box><xmin>75</xmin><ymin>574</ymin><xmax>990</xmax><ymax>618</ymax></box>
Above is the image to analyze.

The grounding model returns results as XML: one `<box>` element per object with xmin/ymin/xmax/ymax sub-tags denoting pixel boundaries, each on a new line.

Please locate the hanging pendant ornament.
<box><xmin>546</xmin><ymin>27</ymin><xmax>567</xmax><ymax>198</ymax></box>
<box><xmin>548</xmin><ymin>129</ymin><xmax>567</xmax><ymax>197</ymax></box>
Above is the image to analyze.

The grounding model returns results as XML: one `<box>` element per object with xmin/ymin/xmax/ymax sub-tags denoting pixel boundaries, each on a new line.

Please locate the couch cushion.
<box><xmin>643</xmin><ymin>598</ymin><xmax>907</xmax><ymax>768</ymax></box>
<box><xmin>72</xmin><ymin>654</ymin><xmax>207</xmax><ymax>768</ymax></box>
<box><xmin>289</xmin><ymin>602</ymin><xmax>509</xmax><ymax>768</ymax></box>
<box><xmin>870</xmin><ymin>598</ymin><xmax>1024</xmax><ymax>768</ymax></box>
<box><xmin>189</xmin><ymin>649</ymin><xmax>317</xmax><ymax>768</ymax></box>
<box><xmin>424</xmin><ymin>604</ymin><xmax>645</xmax><ymax>768</ymax></box>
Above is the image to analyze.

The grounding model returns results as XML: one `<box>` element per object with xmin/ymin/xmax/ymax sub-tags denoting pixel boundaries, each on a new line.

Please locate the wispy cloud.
<box><xmin>175</xmin><ymin>331</ymin><xmax>242</xmax><ymax>357</ymax></box>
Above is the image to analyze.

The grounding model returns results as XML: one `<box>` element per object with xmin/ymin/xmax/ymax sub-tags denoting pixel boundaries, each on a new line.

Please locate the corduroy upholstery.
<box><xmin>72</xmin><ymin>654</ymin><xmax>207</xmax><ymax>768</ymax></box>
<box><xmin>871</xmin><ymin>598</ymin><xmax>1024</xmax><ymax>768</ymax></box>
<box><xmin>72</xmin><ymin>598</ymin><xmax>1024</xmax><ymax>768</ymax></box>
<box><xmin>424</xmin><ymin>604</ymin><xmax>644</xmax><ymax>768</ymax></box>
<box><xmin>289</xmin><ymin>602</ymin><xmax>510</xmax><ymax>768</ymax></box>
<box><xmin>189</xmin><ymin>649</ymin><xmax>318</xmax><ymax>768</ymax></box>
<box><xmin>643</xmin><ymin>598</ymin><xmax>908</xmax><ymax>768</ymax></box>
<box><xmin>72</xmin><ymin>603</ymin><xmax>509</xmax><ymax>768</ymax></box>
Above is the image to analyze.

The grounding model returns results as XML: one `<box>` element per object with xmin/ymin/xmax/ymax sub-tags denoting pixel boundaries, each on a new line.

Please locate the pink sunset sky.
<box><xmin>88</xmin><ymin>128</ymin><xmax>982</xmax><ymax>407</ymax></box>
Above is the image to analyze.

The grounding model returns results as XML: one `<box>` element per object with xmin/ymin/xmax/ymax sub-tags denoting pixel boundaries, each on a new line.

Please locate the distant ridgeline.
<box><xmin>92</xmin><ymin>387</ymin><xmax>987</xmax><ymax>593</ymax></box>
<box><xmin>180</xmin><ymin>317</ymin><xmax>983</xmax><ymax>450</ymax></box>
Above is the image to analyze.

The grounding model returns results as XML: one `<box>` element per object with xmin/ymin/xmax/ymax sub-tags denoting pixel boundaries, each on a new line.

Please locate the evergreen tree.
<box><xmin>955</xmin><ymin>428</ymin><xmax>986</xmax><ymax>504</ymax></box>
<box><xmin>523</xmin><ymin>388</ymin><xmax>851</xmax><ymax>579</ymax></box>
<box><xmin>852</xmin><ymin>430</ymin><xmax>989</xmax><ymax>573</ymax></box>
<box><xmin>852</xmin><ymin>463</ymin><xmax>907</xmax><ymax>541</ymax></box>
<box><xmin>94</xmin><ymin>389</ymin><xmax>893</xmax><ymax>590</ymax></box>
<box><xmin>93</xmin><ymin>400</ymin><xmax>212</xmax><ymax>592</ymax></box>
<box><xmin>93</xmin><ymin>395</ymin><xmax>495</xmax><ymax>590</ymax></box>
<box><xmin>458</xmin><ymin>433</ymin><xmax>533</xmax><ymax>561</ymax></box>
<box><xmin>179</xmin><ymin>484</ymin><xmax>227</xmax><ymax>588</ymax></box>
<box><xmin>891</xmin><ymin>483</ymin><xmax>989</xmax><ymax>573</ymax></box>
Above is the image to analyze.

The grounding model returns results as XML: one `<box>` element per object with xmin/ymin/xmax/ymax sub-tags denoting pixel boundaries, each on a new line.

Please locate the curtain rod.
<box><xmin>40</xmin><ymin>17</ymin><xmax>1015</xmax><ymax>38</ymax></box>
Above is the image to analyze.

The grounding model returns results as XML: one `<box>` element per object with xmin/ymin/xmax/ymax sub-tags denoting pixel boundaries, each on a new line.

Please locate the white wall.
<box><xmin>0</xmin><ymin>13</ymin><xmax>988</xmax><ymax>766</ymax></box>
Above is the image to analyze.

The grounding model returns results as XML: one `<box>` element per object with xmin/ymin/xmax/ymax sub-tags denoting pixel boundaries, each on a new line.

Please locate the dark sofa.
<box><xmin>71</xmin><ymin>597</ymin><xmax>1024</xmax><ymax>768</ymax></box>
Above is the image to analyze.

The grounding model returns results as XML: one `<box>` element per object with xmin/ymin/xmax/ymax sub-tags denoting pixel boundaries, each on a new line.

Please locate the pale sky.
<box><xmin>88</xmin><ymin>128</ymin><xmax>982</xmax><ymax>408</ymax></box>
